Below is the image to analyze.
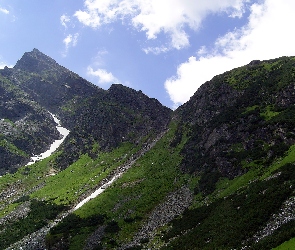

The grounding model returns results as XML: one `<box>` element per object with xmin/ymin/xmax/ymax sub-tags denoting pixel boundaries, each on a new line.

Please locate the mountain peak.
<box><xmin>14</xmin><ymin>48</ymin><xmax>59</xmax><ymax>73</ymax></box>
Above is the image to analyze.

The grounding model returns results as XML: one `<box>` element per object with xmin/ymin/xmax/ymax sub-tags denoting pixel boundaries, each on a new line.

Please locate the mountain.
<box><xmin>1</xmin><ymin>51</ymin><xmax>295</xmax><ymax>249</ymax></box>
<box><xmin>176</xmin><ymin>57</ymin><xmax>295</xmax><ymax>188</ymax></box>
<box><xmin>0</xmin><ymin>49</ymin><xmax>171</xmax><ymax>173</ymax></box>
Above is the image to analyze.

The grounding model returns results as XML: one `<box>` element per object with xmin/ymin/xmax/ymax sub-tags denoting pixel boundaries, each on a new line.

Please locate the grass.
<box><xmin>0</xmin><ymin>203</ymin><xmax>19</xmax><ymax>218</ymax></box>
<box><xmin>0</xmin><ymin>139</ymin><xmax>28</xmax><ymax>157</ymax></box>
<box><xmin>261</xmin><ymin>144</ymin><xmax>295</xmax><ymax>180</ymax></box>
<box><xmin>215</xmin><ymin>168</ymin><xmax>260</xmax><ymax>198</ymax></box>
<box><xmin>48</xmin><ymin>121</ymin><xmax>189</xmax><ymax>248</ymax></box>
<box><xmin>260</xmin><ymin>105</ymin><xmax>280</xmax><ymax>121</ymax></box>
<box><xmin>273</xmin><ymin>237</ymin><xmax>295</xmax><ymax>250</ymax></box>
<box><xmin>0</xmin><ymin>152</ymin><xmax>59</xmax><ymax>191</ymax></box>
<box><xmin>0</xmin><ymin>199</ymin><xmax>66</xmax><ymax>249</ymax></box>
<box><xmin>3</xmin><ymin>91</ymin><xmax>295</xmax><ymax>249</ymax></box>
<box><xmin>190</xmin><ymin>140</ymin><xmax>295</xmax><ymax>210</ymax></box>
<box><xmin>0</xmin><ymin>142</ymin><xmax>138</xmax><ymax>221</ymax></box>
<box><xmin>40</xmin><ymin>125</ymin><xmax>295</xmax><ymax>249</ymax></box>
<box><xmin>243</xmin><ymin>105</ymin><xmax>259</xmax><ymax>114</ymax></box>
<box><xmin>31</xmin><ymin>142</ymin><xmax>139</xmax><ymax>205</ymax></box>
<box><xmin>162</xmin><ymin>162</ymin><xmax>295</xmax><ymax>250</ymax></box>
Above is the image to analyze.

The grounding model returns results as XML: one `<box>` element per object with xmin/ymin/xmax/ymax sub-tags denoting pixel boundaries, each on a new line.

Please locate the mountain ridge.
<box><xmin>1</xmin><ymin>50</ymin><xmax>295</xmax><ymax>249</ymax></box>
<box><xmin>0</xmin><ymin>49</ymin><xmax>172</xmax><ymax>172</ymax></box>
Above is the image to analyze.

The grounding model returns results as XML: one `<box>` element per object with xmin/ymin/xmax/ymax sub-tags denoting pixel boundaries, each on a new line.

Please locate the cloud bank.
<box><xmin>0</xmin><ymin>7</ymin><xmax>9</xmax><ymax>15</ymax></box>
<box><xmin>70</xmin><ymin>0</ymin><xmax>295</xmax><ymax>108</ymax></box>
<box><xmin>165</xmin><ymin>0</ymin><xmax>295</xmax><ymax>107</ymax></box>
<box><xmin>87</xmin><ymin>67</ymin><xmax>120</xmax><ymax>85</ymax></box>
<box><xmin>74</xmin><ymin>0</ymin><xmax>248</xmax><ymax>51</ymax></box>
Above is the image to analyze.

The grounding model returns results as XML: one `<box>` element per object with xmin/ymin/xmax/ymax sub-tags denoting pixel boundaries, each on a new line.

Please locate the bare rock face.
<box><xmin>13</xmin><ymin>48</ymin><xmax>102</xmax><ymax>114</ymax></box>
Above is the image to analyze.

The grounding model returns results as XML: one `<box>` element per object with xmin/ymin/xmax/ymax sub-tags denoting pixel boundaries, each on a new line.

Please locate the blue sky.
<box><xmin>0</xmin><ymin>0</ymin><xmax>295</xmax><ymax>109</ymax></box>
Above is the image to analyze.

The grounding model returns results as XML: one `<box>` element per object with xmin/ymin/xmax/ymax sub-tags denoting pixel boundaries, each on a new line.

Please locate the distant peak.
<box><xmin>27</xmin><ymin>48</ymin><xmax>53</xmax><ymax>60</ymax></box>
<box><xmin>14</xmin><ymin>49</ymin><xmax>59</xmax><ymax>72</ymax></box>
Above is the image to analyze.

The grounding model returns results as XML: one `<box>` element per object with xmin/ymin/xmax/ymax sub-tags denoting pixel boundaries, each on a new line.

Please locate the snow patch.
<box><xmin>26</xmin><ymin>113</ymin><xmax>70</xmax><ymax>166</ymax></box>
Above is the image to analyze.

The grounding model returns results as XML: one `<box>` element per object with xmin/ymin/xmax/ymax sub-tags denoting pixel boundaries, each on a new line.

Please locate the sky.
<box><xmin>0</xmin><ymin>0</ymin><xmax>295</xmax><ymax>109</ymax></box>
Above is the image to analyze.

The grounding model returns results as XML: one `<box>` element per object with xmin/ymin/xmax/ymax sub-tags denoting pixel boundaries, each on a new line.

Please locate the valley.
<box><xmin>1</xmin><ymin>50</ymin><xmax>295</xmax><ymax>249</ymax></box>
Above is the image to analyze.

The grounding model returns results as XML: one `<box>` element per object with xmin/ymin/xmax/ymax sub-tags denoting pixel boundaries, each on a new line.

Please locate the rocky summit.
<box><xmin>1</xmin><ymin>50</ymin><xmax>295</xmax><ymax>249</ymax></box>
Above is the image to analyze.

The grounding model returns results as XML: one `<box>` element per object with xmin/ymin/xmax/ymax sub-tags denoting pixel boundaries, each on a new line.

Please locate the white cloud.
<box><xmin>0</xmin><ymin>7</ymin><xmax>9</xmax><ymax>15</ymax></box>
<box><xmin>62</xmin><ymin>33</ymin><xmax>79</xmax><ymax>56</ymax></box>
<box><xmin>74</xmin><ymin>0</ymin><xmax>249</xmax><ymax>51</ymax></box>
<box><xmin>0</xmin><ymin>63</ymin><xmax>7</xmax><ymax>69</ymax></box>
<box><xmin>0</xmin><ymin>55</ymin><xmax>12</xmax><ymax>69</ymax></box>
<box><xmin>143</xmin><ymin>46</ymin><xmax>169</xmax><ymax>55</ymax></box>
<box><xmin>165</xmin><ymin>56</ymin><xmax>238</xmax><ymax>108</ymax></box>
<box><xmin>75</xmin><ymin>9</ymin><xmax>101</xmax><ymax>28</ymax></box>
<box><xmin>60</xmin><ymin>14</ymin><xmax>71</xmax><ymax>28</ymax></box>
<box><xmin>87</xmin><ymin>66</ymin><xmax>120</xmax><ymax>85</ymax></box>
<box><xmin>165</xmin><ymin>0</ymin><xmax>295</xmax><ymax>108</ymax></box>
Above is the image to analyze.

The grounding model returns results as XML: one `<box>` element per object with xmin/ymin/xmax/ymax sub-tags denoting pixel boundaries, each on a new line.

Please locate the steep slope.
<box><xmin>0</xmin><ymin>48</ymin><xmax>103</xmax><ymax>173</ymax></box>
<box><xmin>0</xmin><ymin>72</ymin><xmax>60</xmax><ymax>175</ymax></box>
<box><xmin>161</xmin><ymin>56</ymin><xmax>295</xmax><ymax>249</ymax></box>
<box><xmin>176</xmin><ymin>57</ymin><xmax>295</xmax><ymax>186</ymax></box>
<box><xmin>12</xmin><ymin>48</ymin><xmax>102</xmax><ymax>114</ymax></box>
<box><xmin>57</xmin><ymin>83</ymin><xmax>172</xmax><ymax>168</ymax></box>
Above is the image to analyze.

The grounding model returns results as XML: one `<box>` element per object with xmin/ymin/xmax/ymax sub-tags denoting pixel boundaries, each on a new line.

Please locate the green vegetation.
<box><xmin>0</xmin><ymin>203</ymin><xmax>19</xmax><ymax>218</ymax></box>
<box><xmin>245</xmin><ymin>105</ymin><xmax>259</xmax><ymax>112</ymax></box>
<box><xmin>46</xmin><ymin>213</ymin><xmax>105</xmax><ymax>249</ymax></box>
<box><xmin>3</xmin><ymin>118</ymin><xmax>15</xmax><ymax>126</ymax></box>
<box><xmin>226</xmin><ymin>56</ymin><xmax>295</xmax><ymax>91</ymax></box>
<box><xmin>3</xmin><ymin>54</ymin><xmax>295</xmax><ymax>249</ymax></box>
<box><xmin>260</xmin><ymin>106</ymin><xmax>280</xmax><ymax>121</ymax></box>
<box><xmin>0</xmin><ymin>152</ymin><xmax>59</xmax><ymax>192</ymax></box>
<box><xmin>32</xmin><ymin>143</ymin><xmax>139</xmax><ymax>205</ymax></box>
<box><xmin>162</xmin><ymin>163</ymin><xmax>295</xmax><ymax>250</ymax></box>
<box><xmin>273</xmin><ymin>237</ymin><xmax>295</xmax><ymax>250</ymax></box>
<box><xmin>0</xmin><ymin>139</ymin><xmax>28</xmax><ymax>157</ymax></box>
<box><xmin>261</xmin><ymin>144</ymin><xmax>295</xmax><ymax>179</ymax></box>
<box><xmin>47</xmin><ymin>121</ymin><xmax>190</xmax><ymax>248</ymax></box>
<box><xmin>0</xmin><ymin>199</ymin><xmax>66</xmax><ymax>249</ymax></box>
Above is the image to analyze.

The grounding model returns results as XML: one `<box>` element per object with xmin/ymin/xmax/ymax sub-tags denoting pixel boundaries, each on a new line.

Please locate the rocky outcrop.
<box><xmin>253</xmin><ymin>196</ymin><xmax>295</xmax><ymax>242</ymax></box>
<box><xmin>122</xmin><ymin>186</ymin><xmax>193</xmax><ymax>249</ymax></box>
<box><xmin>12</xmin><ymin>48</ymin><xmax>102</xmax><ymax>114</ymax></box>
<box><xmin>3</xmin><ymin>51</ymin><xmax>295</xmax><ymax>250</ymax></box>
